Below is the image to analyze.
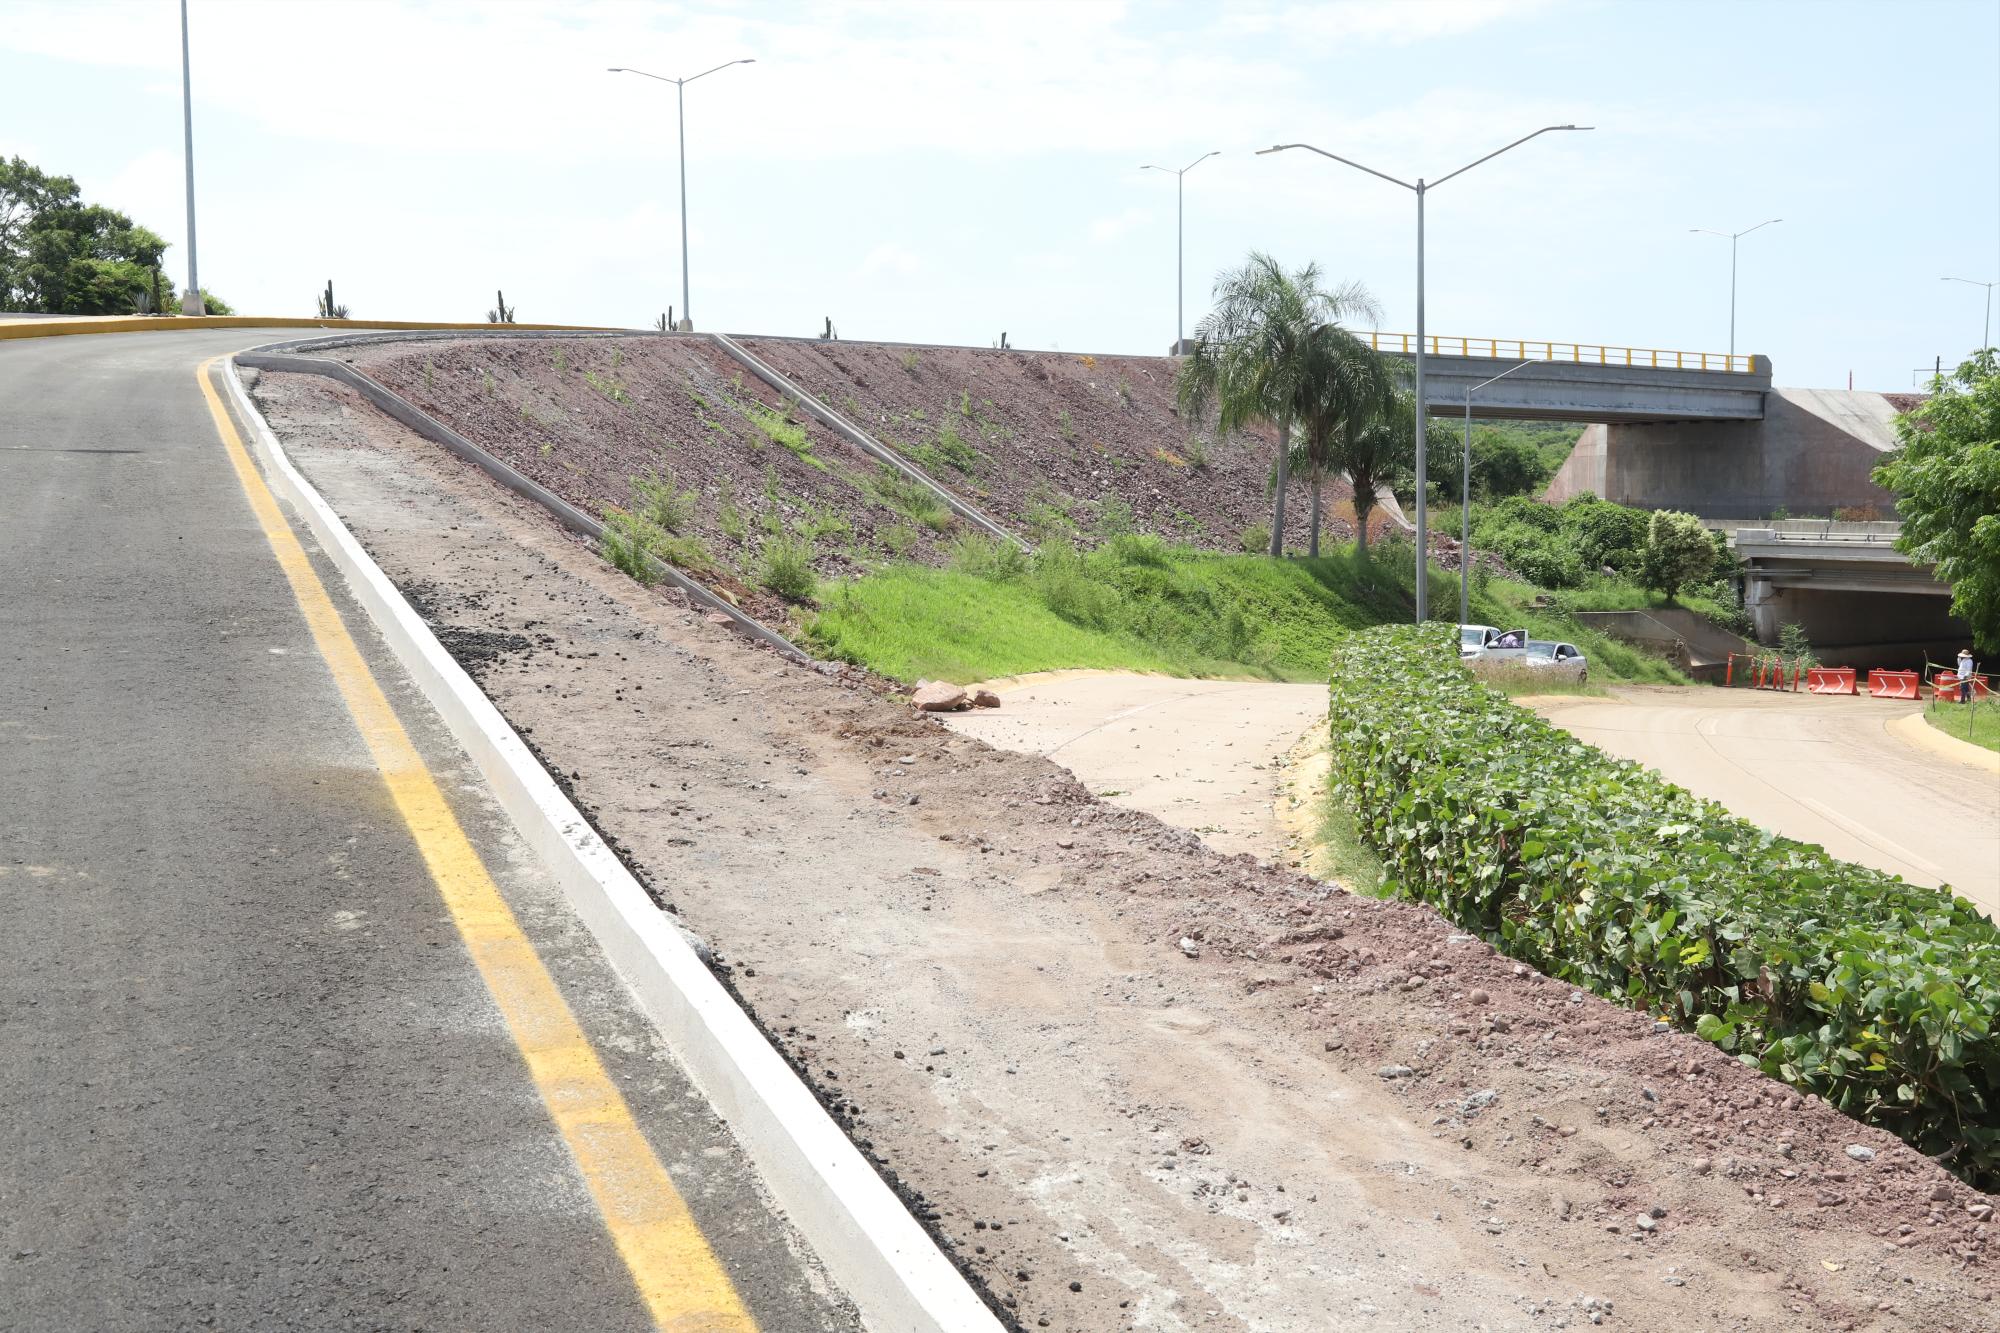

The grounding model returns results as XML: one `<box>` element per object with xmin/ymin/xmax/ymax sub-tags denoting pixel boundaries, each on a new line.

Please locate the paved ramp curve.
<box><xmin>1527</xmin><ymin>687</ymin><xmax>1999</xmax><ymax>917</ymax></box>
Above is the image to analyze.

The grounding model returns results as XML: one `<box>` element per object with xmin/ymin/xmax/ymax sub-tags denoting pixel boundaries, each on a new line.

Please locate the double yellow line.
<box><xmin>197</xmin><ymin>359</ymin><xmax>754</xmax><ymax>1332</ymax></box>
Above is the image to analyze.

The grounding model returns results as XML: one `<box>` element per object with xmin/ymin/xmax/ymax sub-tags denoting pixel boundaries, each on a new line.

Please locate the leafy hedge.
<box><xmin>1328</xmin><ymin>625</ymin><xmax>2000</xmax><ymax>1185</ymax></box>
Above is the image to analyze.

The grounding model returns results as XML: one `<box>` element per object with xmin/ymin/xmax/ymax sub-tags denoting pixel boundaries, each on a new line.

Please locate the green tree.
<box><xmin>1872</xmin><ymin>351</ymin><xmax>2000</xmax><ymax>652</ymax></box>
<box><xmin>1178</xmin><ymin>252</ymin><xmax>1378</xmax><ymax>555</ymax></box>
<box><xmin>1287</xmin><ymin>318</ymin><xmax>1397</xmax><ymax>556</ymax></box>
<box><xmin>1642</xmin><ymin>509</ymin><xmax>1716</xmax><ymax>600</ymax></box>
<box><xmin>1333</xmin><ymin>382</ymin><xmax>1455</xmax><ymax>554</ymax></box>
<box><xmin>1</xmin><ymin>156</ymin><xmax>173</xmax><ymax>314</ymax></box>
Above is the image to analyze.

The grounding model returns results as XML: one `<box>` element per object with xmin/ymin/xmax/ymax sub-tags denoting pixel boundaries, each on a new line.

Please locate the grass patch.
<box><xmin>811</xmin><ymin>534</ymin><xmax>1690</xmax><ymax>689</ymax></box>
<box><xmin>584</xmin><ymin>369</ymin><xmax>630</xmax><ymax>405</ymax></box>
<box><xmin>1313</xmin><ymin>788</ymin><xmax>1389</xmax><ymax>896</ymax></box>
<box><xmin>1926</xmin><ymin>702</ymin><xmax>2000</xmax><ymax>752</ymax></box>
<box><xmin>1468</xmin><ymin>660</ymin><xmax>1608</xmax><ymax>697</ymax></box>
<box><xmin>908</xmin><ymin>415</ymin><xmax>980</xmax><ymax>475</ymax></box>
<box><xmin>757</xmin><ymin>531</ymin><xmax>818</xmax><ymax>602</ymax></box>
<box><xmin>866</xmin><ymin>465</ymin><xmax>954</xmax><ymax>531</ymax></box>
<box><xmin>600</xmin><ymin>508</ymin><xmax>713</xmax><ymax>582</ymax></box>
<box><xmin>734</xmin><ymin>397</ymin><xmax>822</xmax><ymax>468</ymax></box>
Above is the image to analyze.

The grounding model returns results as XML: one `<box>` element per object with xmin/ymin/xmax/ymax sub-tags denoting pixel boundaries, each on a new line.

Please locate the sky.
<box><xmin>3</xmin><ymin>0</ymin><xmax>1997</xmax><ymax>391</ymax></box>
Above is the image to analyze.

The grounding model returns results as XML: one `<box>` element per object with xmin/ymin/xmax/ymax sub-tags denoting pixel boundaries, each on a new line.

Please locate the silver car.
<box><xmin>1525</xmin><ymin>639</ymin><xmax>1588</xmax><ymax>682</ymax></box>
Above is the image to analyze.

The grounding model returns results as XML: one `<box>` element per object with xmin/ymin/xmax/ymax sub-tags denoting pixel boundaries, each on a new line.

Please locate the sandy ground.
<box><xmin>941</xmin><ymin>675</ymin><xmax>1328</xmax><ymax>858</ymax></box>
<box><xmin>250</xmin><ymin>368</ymin><xmax>1999</xmax><ymax>1332</ymax></box>
<box><xmin>1525</xmin><ymin>688</ymin><xmax>2000</xmax><ymax>918</ymax></box>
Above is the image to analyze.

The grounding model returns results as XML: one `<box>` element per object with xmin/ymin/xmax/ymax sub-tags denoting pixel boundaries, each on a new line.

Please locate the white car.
<box><xmin>1460</xmin><ymin>624</ymin><xmax>1528</xmax><ymax>662</ymax></box>
<box><xmin>1525</xmin><ymin>639</ymin><xmax>1589</xmax><ymax>682</ymax></box>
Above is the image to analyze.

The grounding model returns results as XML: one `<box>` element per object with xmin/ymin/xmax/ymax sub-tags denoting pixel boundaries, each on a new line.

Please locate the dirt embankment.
<box><xmin>339</xmin><ymin>335</ymin><xmax>1387</xmax><ymax>598</ymax></box>
<box><xmin>256</xmin><ymin>368</ymin><xmax>1999</xmax><ymax>1333</ymax></box>
<box><xmin>341</xmin><ymin>334</ymin><xmax>956</xmax><ymax>622</ymax></box>
<box><xmin>742</xmin><ymin>336</ymin><xmax>1391</xmax><ymax>552</ymax></box>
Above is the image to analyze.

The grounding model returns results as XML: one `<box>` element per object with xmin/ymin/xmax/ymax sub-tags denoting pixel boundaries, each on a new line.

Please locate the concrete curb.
<box><xmin>220</xmin><ymin>360</ymin><xmax>1005</xmax><ymax>1333</ymax></box>
<box><xmin>1887</xmin><ymin>709</ymin><xmax>2000</xmax><ymax>775</ymax></box>
<box><xmin>233</xmin><ymin>343</ymin><xmax>803</xmax><ymax>661</ymax></box>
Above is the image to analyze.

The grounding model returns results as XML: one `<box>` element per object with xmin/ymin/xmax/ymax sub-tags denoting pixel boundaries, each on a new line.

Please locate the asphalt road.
<box><xmin>1529</xmin><ymin>686</ymin><xmax>2000</xmax><ymax>917</ymax></box>
<box><xmin>0</xmin><ymin>330</ymin><xmax>851</xmax><ymax>1330</ymax></box>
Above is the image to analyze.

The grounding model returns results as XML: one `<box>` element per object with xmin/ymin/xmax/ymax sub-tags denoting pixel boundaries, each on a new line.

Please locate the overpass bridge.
<box><xmin>1723</xmin><ymin>521</ymin><xmax>1964</xmax><ymax>667</ymax></box>
<box><xmin>1363</xmin><ymin>332</ymin><xmax>1771</xmax><ymax>422</ymax></box>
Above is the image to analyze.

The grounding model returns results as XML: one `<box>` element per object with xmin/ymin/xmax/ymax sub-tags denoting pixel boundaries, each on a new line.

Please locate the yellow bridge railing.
<box><xmin>1362</xmin><ymin>333</ymin><xmax>1758</xmax><ymax>375</ymax></box>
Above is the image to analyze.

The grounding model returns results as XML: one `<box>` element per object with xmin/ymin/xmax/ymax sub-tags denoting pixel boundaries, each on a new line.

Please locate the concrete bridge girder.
<box><xmin>1416</xmin><ymin>354</ymin><xmax>1771</xmax><ymax>423</ymax></box>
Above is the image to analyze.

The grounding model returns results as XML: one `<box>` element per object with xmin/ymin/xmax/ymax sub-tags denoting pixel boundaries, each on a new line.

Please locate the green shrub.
<box><xmin>1240</xmin><ymin>523</ymin><xmax>1271</xmax><ymax>554</ymax></box>
<box><xmin>1644</xmin><ymin>509</ymin><xmax>1717</xmax><ymax>599</ymax></box>
<box><xmin>867</xmin><ymin>466</ymin><xmax>953</xmax><ymax>531</ymax></box>
<box><xmin>758</xmin><ymin>532</ymin><xmax>818</xmax><ymax>602</ymax></box>
<box><xmin>949</xmin><ymin>533</ymin><xmax>1030</xmax><ymax>581</ymax></box>
<box><xmin>600</xmin><ymin>511</ymin><xmax>658</xmax><ymax>585</ymax></box>
<box><xmin>880</xmin><ymin>522</ymin><xmax>918</xmax><ymax>558</ymax></box>
<box><xmin>630</xmin><ymin>470</ymin><xmax>698</xmax><ymax>534</ymax></box>
<box><xmin>1328</xmin><ymin>624</ymin><xmax>2000</xmax><ymax>1188</ymax></box>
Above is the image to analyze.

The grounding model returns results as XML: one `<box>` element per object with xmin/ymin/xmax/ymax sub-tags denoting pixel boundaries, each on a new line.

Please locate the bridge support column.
<box><xmin>1746</xmin><ymin>575</ymin><xmax>1784</xmax><ymax>645</ymax></box>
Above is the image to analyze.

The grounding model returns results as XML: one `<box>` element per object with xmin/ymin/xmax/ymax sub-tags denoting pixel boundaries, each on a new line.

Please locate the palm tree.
<box><xmin>1331</xmin><ymin>377</ymin><xmax>1457</xmax><ymax>554</ymax></box>
<box><xmin>1177</xmin><ymin>253</ymin><xmax>1382</xmax><ymax>556</ymax></box>
<box><xmin>1287</xmin><ymin>324</ymin><xmax>1398</xmax><ymax>556</ymax></box>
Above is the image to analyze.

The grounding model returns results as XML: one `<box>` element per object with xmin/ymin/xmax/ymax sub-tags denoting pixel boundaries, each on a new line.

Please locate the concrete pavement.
<box><xmin>1527</xmin><ymin>686</ymin><xmax>2000</xmax><ymax>917</ymax></box>
<box><xmin>0</xmin><ymin>330</ymin><xmax>853</xmax><ymax>1329</ymax></box>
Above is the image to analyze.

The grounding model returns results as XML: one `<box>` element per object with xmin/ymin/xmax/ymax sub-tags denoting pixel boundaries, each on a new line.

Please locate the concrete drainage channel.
<box><xmin>223</xmin><ymin>346</ymin><xmax>1006</xmax><ymax>1332</ymax></box>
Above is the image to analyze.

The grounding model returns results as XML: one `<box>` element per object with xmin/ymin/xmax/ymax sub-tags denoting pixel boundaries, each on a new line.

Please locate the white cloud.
<box><xmin>860</xmin><ymin>243</ymin><xmax>925</xmax><ymax>277</ymax></box>
<box><xmin>1088</xmin><ymin>207</ymin><xmax>1154</xmax><ymax>243</ymax></box>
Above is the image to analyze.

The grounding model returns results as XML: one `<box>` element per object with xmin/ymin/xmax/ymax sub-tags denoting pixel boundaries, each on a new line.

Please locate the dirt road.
<box><xmin>942</xmin><ymin>675</ymin><xmax>1327</xmax><ymax>858</ymax></box>
<box><xmin>251</xmin><ymin>366</ymin><xmax>1999</xmax><ymax>1332</ymax></box>
<box><xmin>1526</xmin><ymin>688</ymin><xmax>1999</xmax><ymax>917</ymax></box>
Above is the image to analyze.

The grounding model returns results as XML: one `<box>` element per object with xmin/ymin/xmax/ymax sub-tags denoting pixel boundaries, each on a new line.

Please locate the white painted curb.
<box><xmin>222</xmin><ymin>362</ymin><xmax>1002</xmax><ymax>1333</ymax></box>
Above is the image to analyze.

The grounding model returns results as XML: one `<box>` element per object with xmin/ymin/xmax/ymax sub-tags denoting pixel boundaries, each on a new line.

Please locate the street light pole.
<box><xmin>1140</xmin><ymin>152</ymin><xmax>1219</xmax><ymax>352</ymax></box>
<box><xmin>1460</xmin><ymin>360</ymin><xmax>1536</xmax><ymax>625</ymax></box>
<box><xmin>1259</xmin><ymin>125</ymin><xmax>1591</xmax><ymax>623</ymax></box>
<box><xmin>1690</xmin><ymin>218</ymin><xmax>1781</xmax><ymax>356</ymax></box>
<box><xmin>1942</xmin><ymin>277</ymin><xmax>1998</xmax><ymax>352</ymax></box>
<box><xmin>178</xmin><ymin>0</ymin><xmax>202</xmax><ymax>315</ymax></box>
<box><xmin>608</xmin><ymin>59</ymin><xmax>755</xmax><ymax>331</ymax></box>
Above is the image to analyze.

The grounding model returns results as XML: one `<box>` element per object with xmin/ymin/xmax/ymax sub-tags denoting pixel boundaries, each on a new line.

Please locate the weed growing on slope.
<box><xmin>910</xmin><ymin>415</ymin><xmax>979</xmax><ymax>475</ymax></box>
<box><xmin>584</xmin><ymin>369</ymin><xmax>631</xmax><ymax>405</ymax></box>
<box><xmin>630</xmin><ymin>469</ymin><xmax>698</xmax><ymax>534</ymax></box>
<box><xmin>900</xmin><ymin>349</ymin><xmax>922</xmax><ymax>373</ymax></box>
<box><xmin>553</xmin><ymin>345</ymin><xmax>569</xmax><ymax>374</ymax></box>
<box><xmin>867</xmin><ymin>465</ymin><xmax>952</xmax><ymax>531</ymax></box>
<box><xmin>735</xmin><ymin>397</ymin><xmax>821</xmax><ymax>468</ymax></box>
<box><xmin>757</xmin><ymin>531</ymin><xmax>818</xmax><ymax>602</ymax></box>
<box><xmin>880</xmin><ymin>523</ymin><xmax>918</xmax><ymax>558</ymax></box>
<box><xmin>599</xmin><ymin>506</ymin><xmax>712</xmax><ymax>580</ymax></box>
<box><xmin>718</xmin><ymin>480</ymin><xmax>748</xmax><ymax>545</ymax></box>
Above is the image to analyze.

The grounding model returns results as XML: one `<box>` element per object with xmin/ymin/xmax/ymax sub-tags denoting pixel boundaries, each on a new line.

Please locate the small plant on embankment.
<box><xmin>1327</xmin><ymin>624</ymin><xmax>2000</xmax><ymax>1187</ymax></box>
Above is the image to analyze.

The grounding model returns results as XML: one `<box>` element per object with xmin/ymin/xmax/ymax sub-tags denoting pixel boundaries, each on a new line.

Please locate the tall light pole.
<box><xmin>1259</xmin><ymin>125</ymin><xmax>1591</xmax><ymax>623</ymax></box>
<box><xmin>1460</xmin><ymin>360</ymin><xmax>1535</xmax><ymax>625</ymax></box>
<box><xmin>178</xmin><ymin>0</ymin><xmax>202</xmax><ymax>315</ymax></box>
<box><xmin>1689</xmin><ymin>218</ymin><xmax>1781</xmax><ymax>356</ymax></box>
<box><xmin>1942</xmin><ymin>276</ymin><xmax>1997</xmax><ymax>352</ymax></box>
<box><xmin>608</xmin><ymin>59</ymin><xmax>755</xmax><ymax>331</ymax></box>
<box><xmin>1140</xmin><ymin>151</ymin><xmax>1219</xmax><ymax>353</ymax></box>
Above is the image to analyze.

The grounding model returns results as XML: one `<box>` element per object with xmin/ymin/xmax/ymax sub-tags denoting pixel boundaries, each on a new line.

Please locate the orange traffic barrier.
<box><xmin>1806</xmin><ymin>667</ymin><xmax>1857</xmax><ymax>695</ymax></box>
<box><xmin>1867</xmin><ymin>669</ymin><xmax>1921</xmax><ymax>700</ymax></box>
<box><xmin>1931</xmin><ymin>671</ymin><xmax>1992</xmax><ymax>702</ymax></box>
